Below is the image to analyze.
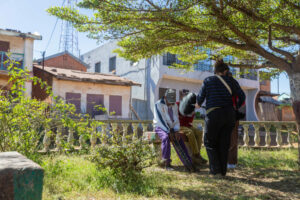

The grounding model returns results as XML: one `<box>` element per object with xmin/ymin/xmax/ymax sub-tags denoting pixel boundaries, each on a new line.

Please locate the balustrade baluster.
<box><xmin>79</xmin><ymin>135</ymin><xmax>84</xmax><ymax>149</ymax></box>
<box><xmin>243</xmin><ymin>124</ymin><xmax>250</xmax><ymax>147</ymax></box>
<box><xmin>142</xmin><ymin>122</ymin><xmax>148</xmax><ymax>137</ymax></box>
<box><xmin>90</xmin><ymin>125</ymin><xmax>97</xmax><ymax>149</ymax></box>
<box><xmin>253</xmin><ymin>124</ymin><xmax>260</xmax><ymax>147</ymax></box>
<box><xmin>43</xmin><ymin>128</ymin><xmax>51</xmax><ymax>152</ymax></box>
<box><xmin>111</xmin><ymin>122</ymin><xmax>118</xmax><ymax>141</ymax></box>
<box><xmin>132</xmin><ymin>123</ymin><xmax>139</xmax><ymax>140</ymax></box>
<box><xmin>276</xmin><ymin>124</ymin><xmax>282</xmax><ymax>147</ymax></box>
<box><xmin>264</xmin><ymin>124</ymin><xmax>271</xmax><ymax>147</ymax></box>
<box><xmin>287</xmin><ymin>124</ymin><xmax>294</xmax><ymax>148</ymax></box>
<box><xmin>101</xmin><ymin>123</ymin><xmax>107</xmax><ymax>145</ymax></box>
<box><xmin>55</xmin><ymin>126</ymin><xmax>62</xmax><ymax>151</ymax></box>
<box><xmin>122</xmin><ymin>122</ymin><xmax>129</xmax><ymax>142</ymax></box>
<box><xmin>67</xmin><ymin>128</ymin><xmax>74</xmax><ymax>148</ymax></box>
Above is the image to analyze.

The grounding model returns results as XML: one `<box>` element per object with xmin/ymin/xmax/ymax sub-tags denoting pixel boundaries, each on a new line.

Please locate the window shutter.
<box><xmin>87</xmin><ymin>94</ymin><xmax>104</xmax><ymax>116</ymax></box>
<box><xmin>66</xmin><ymin>92</ymin><xmax>81</xmax><ymax>113</ymax></box>
<box><xmin>109</xmin><ymin>95</ymin><xmax>122</xmax><ymax>116</ymax></box>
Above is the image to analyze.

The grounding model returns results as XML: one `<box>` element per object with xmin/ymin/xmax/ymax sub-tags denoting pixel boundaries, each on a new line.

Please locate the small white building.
<box><xmin>81</xmin><ymin>41</ymin><xmax>260</xmax><ymax>121</ymax></box>
<box><xmin>33</xmin><ymin>65</ymin><xmax>140</xmax><ymax>120</ymax></box>
<box><xmin>0</xmin><ymin>28</ymin><xmax>42</xmax><ymax>96</ymax></box>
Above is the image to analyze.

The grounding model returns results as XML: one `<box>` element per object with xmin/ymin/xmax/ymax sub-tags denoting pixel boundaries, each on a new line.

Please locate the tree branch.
<box><xmin>208</xmin><ymin>2</ymin><xmax>292</xmax><ymax>71</ymax></box>
<box><xmin>145</xmin><ymin>0</ymin><xmax>161</xmax><ymax>10</ymax></box>
<box><xmin>225</xmin><ymin>0</ymin><xmax>300</xmax><ymax>36</ymax></box>
<box><xmin>227</xmin><ymin>62</ymin><xmax>273</xmax><ymax>69</ymax></box>
<box><xmin>268</xmin><ymin>25</ymin><xmax>295</xmax><ymax>62</ymax></box>
<box><xmin>282</xmin><ymin>0</ymin><xmax>300</xmax><ymax>10</ymax></box>
<box><xmin>274</xmin><ymin>36</ymin><xmax>300</xmax><ymax>44</ymax></box>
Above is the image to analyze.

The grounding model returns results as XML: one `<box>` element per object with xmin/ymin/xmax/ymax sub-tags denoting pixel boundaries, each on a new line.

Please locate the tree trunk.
<box><xmin>289</xmin><ymin>72</ymin><xmax>300</xmax><ymax>167</ymax></box>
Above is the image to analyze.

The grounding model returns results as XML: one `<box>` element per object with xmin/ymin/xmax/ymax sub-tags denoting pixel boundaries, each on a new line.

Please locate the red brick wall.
<box><xmin>43</xmin><ymin>54</ymin><xmax>87</xmax><ymax>72</ymax></box>
<box><xmin>32</xmin><ymin>67</ymin><xmax>53</xmax><ymax>100</ymax></box>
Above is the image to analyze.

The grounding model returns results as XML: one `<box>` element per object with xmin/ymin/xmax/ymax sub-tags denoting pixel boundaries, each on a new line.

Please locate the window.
<box><xmin>163</xmin><ymin>53</ymin><xmax>177</xmax><ymax>66</ymax></box>
<box><xmin>109</xmin><ymin>95</ymin><xmax>122</xmax><ymax>116</ymax></box>
<box><xmin>0</xmin><ymin>41</ymin><xmax>9</xmax><ymax>52</ymax></box>
<box><xmin>66</xmin><ymin>92</ymin><xmax>81</xmax><ymax>113</ymax></box>
<box><xmin>95</xmin><ymin>62</ymin><xmax>101</xmax><ymax>73</ymax></box>
<box><xmin>109</xmin><ymin>56</ymin><xmax>116</xmax><ymax>72</ymax></box>
<box><xmin>87</xmin><ymin>94</ymin><xmax>104</xmax><ymax>117</ymax></box>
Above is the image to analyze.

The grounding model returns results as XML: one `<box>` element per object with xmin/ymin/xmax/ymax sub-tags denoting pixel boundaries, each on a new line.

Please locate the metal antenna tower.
<box><xmin>59</xmin><ymin>0</ymin><xmax>79</xmax><ymax>57</ymax></box>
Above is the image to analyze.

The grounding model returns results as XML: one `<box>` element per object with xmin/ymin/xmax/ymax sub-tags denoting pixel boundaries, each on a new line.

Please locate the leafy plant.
<box><xmin>0</xmin><ymin>56</ymin><xmax>97</xmax><ymax>160</ymax></box>
<box><xmin>91</xmin><ymin>131</ymin><xmax>155</xmax><ymax>193</ymax></box>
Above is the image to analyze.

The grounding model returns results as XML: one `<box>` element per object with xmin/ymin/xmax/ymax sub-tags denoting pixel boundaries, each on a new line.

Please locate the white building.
<box><xmin>0</xmin><ymin>28</ymin><xmax>42</xmax><ymax>96</ymax></box>
<box><xmin>82</xmin><ymin>41</ymin><xmax>260</xmax><ymax>121</ymax></box>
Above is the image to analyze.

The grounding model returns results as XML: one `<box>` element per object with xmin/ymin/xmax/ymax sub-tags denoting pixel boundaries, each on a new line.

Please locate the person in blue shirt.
<box><xmin>196</xmin><ymin>60</ymin><xmax>245</xmax><ymax>176</ymax></box>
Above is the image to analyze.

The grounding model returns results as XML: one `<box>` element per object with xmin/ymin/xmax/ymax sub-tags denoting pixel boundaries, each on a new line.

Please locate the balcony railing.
<box><xmin>0</xmin><ymin>51</ymin><xmax>24</xmax><ymax>71</ymax></box>
<box><xmin>41</xmin><ymin>119</ymin><xmax>298</xmax><ymax>152</ymax></box>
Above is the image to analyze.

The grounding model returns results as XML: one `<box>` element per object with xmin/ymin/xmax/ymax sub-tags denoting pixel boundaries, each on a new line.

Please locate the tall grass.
<box><xmin>42</xmin><ymin>149</ymin><xmax>299</xmax><ymax>200</ymax></box>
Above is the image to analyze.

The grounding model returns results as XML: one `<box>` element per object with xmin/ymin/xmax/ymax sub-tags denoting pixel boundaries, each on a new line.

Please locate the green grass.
<box><xmin>42</xmin><ymin>149</ymin><xmax>300</xmax><ymax>200</ymax></box>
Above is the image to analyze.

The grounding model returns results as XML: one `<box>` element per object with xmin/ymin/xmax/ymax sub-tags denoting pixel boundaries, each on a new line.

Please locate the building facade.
<box><xmin>82</xmin><ymin>41</ymin><xmax>260</xmax><ymax>121</ymax></box>
<box><xmin>36</xmin><ymin>51</ymin><xmax>88</xmax><ymax>72</ymax></box>
<box><xmin>33</xmin><ymin>65</ymin><xmax>140</xmax><ymax>119</ymax></box>
<box><xmin>0</xmin><ymin>28</ymin><xmax>42</xmax><ymax>96</ymax></box>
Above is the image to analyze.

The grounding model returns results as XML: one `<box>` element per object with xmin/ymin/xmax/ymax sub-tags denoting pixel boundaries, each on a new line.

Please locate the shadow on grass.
<box><xmin>167</xmin><ymin>187</ymin><xmax>231</xmax><ymax>200</ymax></box>
<box><xmin>226</xmin><ymin>168</ymin><xmax>300</xmax><ymax>194</ymax></box>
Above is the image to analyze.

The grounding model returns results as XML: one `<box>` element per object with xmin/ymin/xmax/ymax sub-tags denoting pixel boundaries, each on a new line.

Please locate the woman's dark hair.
<box><xmin>214</xmin><ymin>59</ymin><xmax>229</xmax><ymax>74</ymax></box>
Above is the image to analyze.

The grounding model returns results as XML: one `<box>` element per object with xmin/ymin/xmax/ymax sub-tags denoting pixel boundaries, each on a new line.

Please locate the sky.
<box><xmin>0</xmin><ymin>0</ymin><xmax>291</xmax><ymax>95</ymax></box>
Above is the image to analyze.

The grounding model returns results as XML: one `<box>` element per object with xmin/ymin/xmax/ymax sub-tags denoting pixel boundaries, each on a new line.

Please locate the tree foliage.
<box><xmin>48</xmin><ymin>0</ymin><xmax>300</xmax><ymax>73</ymax></box>
<box><xmin>0</xmin><ymin>58</ymin><xmax>102</xmax><ymax>159</ymax></box>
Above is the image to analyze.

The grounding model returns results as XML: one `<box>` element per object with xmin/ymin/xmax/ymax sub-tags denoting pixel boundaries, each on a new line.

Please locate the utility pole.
<box><xmin>277</xmin><ymin>75</ymin><xmax>280</xmax><ymax>94</ymax></box>
<box><xmin>42</xmin><ymin>51</ymin><xmax>45</xmax><ymax>70</ymax></box>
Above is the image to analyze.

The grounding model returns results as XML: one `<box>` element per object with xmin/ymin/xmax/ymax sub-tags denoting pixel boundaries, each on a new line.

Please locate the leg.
<box><xmin>204</xmin><ymin>112</ymin><xmax>222</xmax><ymax>175</ymax></box>
<box><xmin>190</xmin><ymin>126</ymin><xmax>207</xmax><ymax>164</ymax></box>
<box><xmin>219</xmin><ymin>112</ymin><xmax>236</xmax><ymax>176</ymax></box>
<box><xmin>228</xmin><ymin>121</ymin><xmax>239</xmax><ymax>165</ymax></box>
<box><xmin>190</xmin><ymin>126</ymin><xmax>203</xmax><ymax>153</ymax></box>
<box><xmin>155</xmin><ymin>127</ymin><xmax>171</xmax><ymax>165</ymax></box>
<box><xmin>180</xmin><ymin>127</ymin><xmax>199</xmax><ymax>156</ymax></box>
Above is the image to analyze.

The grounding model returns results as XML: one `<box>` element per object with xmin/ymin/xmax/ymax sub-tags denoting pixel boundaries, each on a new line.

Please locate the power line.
<box><xmin>44</xmin><ymin>18</ymin><xmax>59</xmax><ymax>52</ymax></box>
<box><xmin>44</xmin><ymin>0</ymin><xmax>67</xmax><ymax>53</ymax></box>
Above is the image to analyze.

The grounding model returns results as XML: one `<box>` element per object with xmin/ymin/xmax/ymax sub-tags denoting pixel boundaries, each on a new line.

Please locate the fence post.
<box><xmin>243</xmin><ymin>124</ymin><xmax>250</xmax><ymax>147</ymax></box>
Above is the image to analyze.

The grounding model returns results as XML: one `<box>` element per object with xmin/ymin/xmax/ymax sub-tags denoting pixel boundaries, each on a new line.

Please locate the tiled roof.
<box><xmin>34</xmin><ymin>65</ymin><xmax>141</xmax><ymax>87</ymax></box>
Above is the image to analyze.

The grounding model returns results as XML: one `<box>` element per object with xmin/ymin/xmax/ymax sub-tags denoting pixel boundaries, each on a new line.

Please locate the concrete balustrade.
<box><xmin>41</xmin><ymin>120</ymin><xmax>297</xmax><ymax>152</ymax></box>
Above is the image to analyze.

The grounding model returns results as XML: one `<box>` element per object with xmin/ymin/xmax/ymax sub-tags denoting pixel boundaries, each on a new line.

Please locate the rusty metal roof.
<box><xmin>0</xmin><ymin>28</ymin><xmax>42</xmax><ymax>40</ymax></box>
<box><xmin>34</xmin><ymin>65</ymin><xmax>141</xmax><ymax>87</ymax></box>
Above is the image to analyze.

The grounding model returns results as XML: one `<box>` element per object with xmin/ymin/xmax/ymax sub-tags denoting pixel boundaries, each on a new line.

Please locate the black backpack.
<box><xmin>179</xmin><ymin>93</ymin><xmax>197</xmax><ymax>116</ymax></box>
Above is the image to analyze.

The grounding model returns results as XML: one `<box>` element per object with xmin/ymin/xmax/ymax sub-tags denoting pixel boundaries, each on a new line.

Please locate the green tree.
<box><xmin>0</xmin><ymin>57</ymin><xmax>100</xmax><ymax>159</ymax></box>
<box><xmin>48</xmin><ymin>0</ymin><xmax>300</xmax><ymax>164</ymax></box>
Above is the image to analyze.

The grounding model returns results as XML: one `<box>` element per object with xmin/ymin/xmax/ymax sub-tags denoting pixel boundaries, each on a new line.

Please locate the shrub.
<box><xmin>91</xmin><ymin>132</ymin><xmax>155</xmax><ymax>193</ymax></box>
<box><xmin>0</xmin><ymin>56</ymin><xmax>96</xmax><ymax>161</ymax></box>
